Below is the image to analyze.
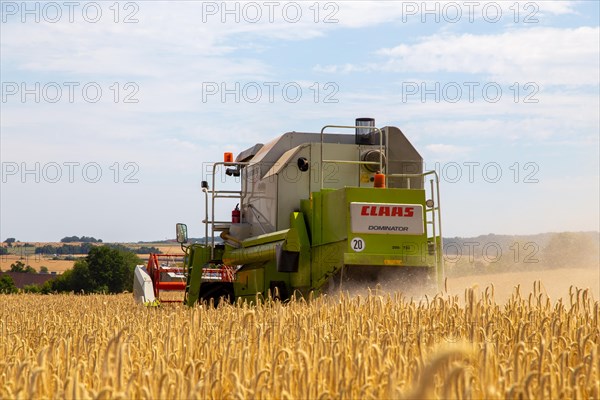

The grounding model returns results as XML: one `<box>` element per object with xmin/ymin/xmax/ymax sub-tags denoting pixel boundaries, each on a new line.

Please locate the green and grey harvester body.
<box><xmin>133</xmin><ymin>119</ymin><xmax>444</xmax><ymax>305</ymax></box>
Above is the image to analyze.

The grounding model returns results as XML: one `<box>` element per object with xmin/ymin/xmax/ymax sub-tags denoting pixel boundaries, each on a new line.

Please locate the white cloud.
<box><xmin>313</xmin><ymin>63</ymin><xmax>374</xmax><ymax>74</ymax></box>
<box><xmin>425</xmin><ymin>143</ymin><xmax>471</xmax><ymax>160</ymax></box>
<box><xmin>2</xmin><ymin>2</ymin><xmax>592</xmax><ymax>82</ymax></box>
<box><xmin>538</xmin><ymin>1</ymin><xmax>579</xmax><ymax>15</ymax></box>
<box><xmin>318</xmin><ymin>27</ymin><xmax>599</xmax><ymax>86</ymax></box>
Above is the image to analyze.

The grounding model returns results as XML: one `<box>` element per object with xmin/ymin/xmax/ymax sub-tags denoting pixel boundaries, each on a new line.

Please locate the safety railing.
<box><xmin>386</xmin><ymin>170</ymin><xmax>444</xmax><ymax>281</ymax></box>
<box><xmin>319</xmin><ymin>125</ymin><xmax>388</xmax><ymax>189</ymax></box>
<box><xmin>203</xmin><ymin>161</ymin><xmax>250</xmax><ymax>258</ymax></box>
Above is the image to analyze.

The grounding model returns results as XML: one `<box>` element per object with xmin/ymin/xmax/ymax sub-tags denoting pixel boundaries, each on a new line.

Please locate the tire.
<box><xmin>199</xmin><ymin>283</ymin><xmax>234</xmax><ymax>307</ymax></box>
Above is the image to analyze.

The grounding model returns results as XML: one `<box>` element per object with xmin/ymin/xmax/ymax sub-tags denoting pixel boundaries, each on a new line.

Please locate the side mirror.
<box><xmin>176</xmin><ymin>223</ymin><xmax>188</xmax><ymax>244</ymax></box>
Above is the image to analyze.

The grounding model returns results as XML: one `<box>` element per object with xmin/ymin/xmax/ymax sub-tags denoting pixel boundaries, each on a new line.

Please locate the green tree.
<box><xmin>0</xmin><ymin>274</ymin><xmax>17</xmax><ymax>294</ymax></box>
<box><xmin>60</xmin><ymin>236</ymin><xmax>80</xmax><ymax>243</ymax></box>
<box><xmin>60</xmin><ymin>236</ymin><xmax>102</xmax><ymax>243</ymax></box>
<box><xmin>70</xmin><ymin>259</ymin><xmax>94</xmax><ymax>293</ymax></box>
<box><xmin>10</xmin><ymin>260</ymin><xmax>26</xmax><ymax>272</ymax></box>
<box><xmin>10</xmin><ymin>261</ymin><xmax>36</xmax><ymax>273</ymax></box>
<box><xmin>4</xmin><ymin>238</ymin><xmax>16</xmax><ymax>247</ymax></box>
<box><xmin>51</xmin><ymin>269</ymin><xmax>74</xmax><ymax>292</ymax></box>
<box><xmin>86</xmin><ymin>246</ymin><xmax>140</xmax><ymax>293</ymax></box>
<box><xmin>45</xmin><ymin>246</ymin><xmax>140</xmax><ymax>294</ymax></box>
<box><xmin>23</xmin><ymin>284</ymin><xmax>41</xmax><ymax>293</ymax></box>
<box><xmin>39</xmin><ymin>280</ymin><xmax>54</xmax><ymax>294</ymax></box>
<box><xmin>39</xmin><ymin>266</ymin><xmax>49</xmax><ymax>274</ymax></box>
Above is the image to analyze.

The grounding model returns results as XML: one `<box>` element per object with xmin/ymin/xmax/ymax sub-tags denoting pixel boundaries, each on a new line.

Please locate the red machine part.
<box><xmin>146</xmin><ymin>253</ymin><xmax>187</xmax><ymax>302</ymax></box>
<box><xmin>146</xmin><ymin>253</ymin><xmax>236</xmax><ymax>303</ymax></box>
<box><xmin>232</xmin><ymin>204</ymin><xmax>241</xmax><ymax>223</ymax></box>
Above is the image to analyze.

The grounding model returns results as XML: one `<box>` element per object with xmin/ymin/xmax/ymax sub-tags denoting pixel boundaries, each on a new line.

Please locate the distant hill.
<box><xmin>443</xmin><ymin>231</ymin><xmax>599</xmax><ymax>277</ymax></box>
<box><xmin>443</xmin><ymin>232</ymin><xmax>560</xmax><ymax>252</ymax></box>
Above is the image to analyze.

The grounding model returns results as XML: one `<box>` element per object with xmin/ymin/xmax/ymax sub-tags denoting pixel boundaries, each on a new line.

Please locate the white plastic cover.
<box><xmin>133</xmin><ymin>265</ymin><xmax>156</xmax><ymax>304</ymax></box>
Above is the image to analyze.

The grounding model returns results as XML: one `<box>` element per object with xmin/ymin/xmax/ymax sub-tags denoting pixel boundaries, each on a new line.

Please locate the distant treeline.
<box><xmin>35</xmin><ymin>243</ymin><xmax>162</xmax><ymax>255</ymax></box>
<box><xmin>138</xmin><ymin>237</ymin><xmax>218</xmax><ymax>244</ymax></box>
<box><xmin>60</xmin><ymin>236</ymin><xmax>103</xmax><ymax>243</ymax></box>
<box><xmin>36</xmin><ymin>243</ymin><xmax>96</xmax><ymax>255</ymax></box>
<box><xmin>105</xmin><ymin>244</ymin><xmax>163</xmax><ymax>255</ymax></box>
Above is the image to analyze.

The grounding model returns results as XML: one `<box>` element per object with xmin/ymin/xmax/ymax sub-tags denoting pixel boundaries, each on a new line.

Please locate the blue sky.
<box><xmin>1</xmin><ymin>1</ymin><xmax>598</xmax><ymax>242</ymax></box>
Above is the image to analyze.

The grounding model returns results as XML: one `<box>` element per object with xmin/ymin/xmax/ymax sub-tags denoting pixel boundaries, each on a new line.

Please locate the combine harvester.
<box><xmin>134</xmin><ymin>119</ymin><xmax>444</xmax><ymax>305</ymax></box>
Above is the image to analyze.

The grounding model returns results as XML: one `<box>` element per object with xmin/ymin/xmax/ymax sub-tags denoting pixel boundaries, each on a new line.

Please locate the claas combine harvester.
<box><xmin>133</xmin><ymin>119</ymin><xmax>444</xmax><ymax>305</ymax></box>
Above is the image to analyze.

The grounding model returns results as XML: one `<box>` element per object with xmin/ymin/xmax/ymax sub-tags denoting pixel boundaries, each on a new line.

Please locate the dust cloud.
<box><xmin>446</xmin><ymin>267</ymin><xmax>599</xmax><ymax>304</ymax></box>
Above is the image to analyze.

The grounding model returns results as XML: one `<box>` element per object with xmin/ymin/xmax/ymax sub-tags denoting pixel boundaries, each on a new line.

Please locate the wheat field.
<box><xmin>1</xmin><ymin>283</ymin><xmax>598</xmax><ymax>399</ymax></box>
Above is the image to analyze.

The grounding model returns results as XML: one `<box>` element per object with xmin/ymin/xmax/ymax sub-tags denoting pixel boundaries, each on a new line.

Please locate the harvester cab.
<box><xmin>134</xmin><ymin>118</ymin><xmax>444</xmax><ymax>305</ymax></box>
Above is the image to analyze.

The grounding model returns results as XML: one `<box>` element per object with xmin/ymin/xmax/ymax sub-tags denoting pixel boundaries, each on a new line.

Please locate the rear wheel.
<box><xmin>269</xmin><ymin>281</ymin><xmax>289</xmax><ymax>301</ymax></box>
<box><xmin>199</xmin><ymin>282</ymin><xmax>234</xmax><ymax>306</ymax></box>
